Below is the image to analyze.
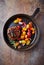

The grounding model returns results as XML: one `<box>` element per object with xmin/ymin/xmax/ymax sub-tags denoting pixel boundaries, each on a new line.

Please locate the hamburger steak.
<box><xmin>7</xmin><ymin>26</ymin><xmax>20</xmax><ymax>40</ymax></box>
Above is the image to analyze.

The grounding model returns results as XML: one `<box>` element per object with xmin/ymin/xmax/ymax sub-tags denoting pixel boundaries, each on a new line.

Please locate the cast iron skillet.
<box><xmin>3</xmin><ymin>8</ymin><xmax>40</xmax><ymax>51</ymax></box>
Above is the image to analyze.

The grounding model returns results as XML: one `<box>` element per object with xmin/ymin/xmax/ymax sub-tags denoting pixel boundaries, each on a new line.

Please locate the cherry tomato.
<box><xmin>29</xmin><ymin>22</ymin><xmax>32</xmax><ymax>28</ymax></box>
<box><xmin>25</xmin><ymin>38</ymin><xmax>29</xmax><ymax>41</ymax></box>
<box><xmin>28</xmin><ymin>28</ymin><xmax>31</xmax><ymax>32</ymax></box>
<box><xmin>22</xmin><ymin>27</ymin><xmax>27</xmax><ymax>31</ymax></box>
<box><xmin>27</xmin><ymin>31</ymin><xmax>31</xmax><ymax>38</ymax></box>
<box><xmin>17</xmin><ymin>18</ymin><xmax>22</xmax><ymax>22</ymax></box>
<box><xmin>20</xmin><ymin>35</ymin><xmax>24</xmax><ymax>39</ymax></box>
<box><xmin>26</xmin><ymin>24</ymin><xmax>29</xmax><ymax>29</ymax></box>
<box><xmin>21</xmin><ymin>40</ymin><xmax>26</xmax><ymax>44</ymax></box>
<box><xmin>26</xmin><ymin>40</ymin><xmax>30</xmax><ymax>45</ymax></box>
<box><xmin>14</xmin><ymin>42</ymin><xmax>19</xmax><ymax>47</ymax></box>
<box><xmin>22</xmin><ymin>31</ymin><xmax>26</xmax><ymax>36</ymax></box>
<box><xmin>17</xmin><ymin>26</ymin><xmax>21</xmax><ymax>30</ymax></box>
<box><xmin>14</xmin><ymin>19</ymin><xmax>19</xmax><ymax>23</ymax></box>
<box><xmin>23</xmin><ymin>22</ymin><xmax>26</xmax><ymax>27</ymax></box>
<box><xmin>25</xmin><ymin>35</ymin><xmax>28</xmax><ymax>39</ymax></box>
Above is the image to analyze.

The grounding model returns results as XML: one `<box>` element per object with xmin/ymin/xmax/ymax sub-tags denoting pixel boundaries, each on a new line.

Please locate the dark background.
<box><xmin>0</xmin><ymin>0</ymin><xmax>44</xmax><ymax>65</ymax></box>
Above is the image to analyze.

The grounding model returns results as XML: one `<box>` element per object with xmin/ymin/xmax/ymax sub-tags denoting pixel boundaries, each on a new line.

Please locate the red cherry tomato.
<box><xmin>28</xmin><ymin>28</ymin><xmax>31</xmax><ymax>32</ymax></box>
<box><xmin>27</xmin><ymin>31</ymin><xmax>31</xmax><ymax>38</ymax></box>
<box><xmin>17</xmin><ymin>26</ymin><xmax>20</xmax><ymax>30</ymax></box>
<box><xmin>23</xmin><ymin>22</ymin><xmax>26</xmax><ymax>27</ymax></box>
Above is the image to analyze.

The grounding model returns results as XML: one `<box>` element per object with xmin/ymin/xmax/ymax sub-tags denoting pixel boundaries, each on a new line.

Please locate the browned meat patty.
<box><xmin>7</xmin><ymin>26</ymin><xmax>20</xmax><ymax>40</ymax></box>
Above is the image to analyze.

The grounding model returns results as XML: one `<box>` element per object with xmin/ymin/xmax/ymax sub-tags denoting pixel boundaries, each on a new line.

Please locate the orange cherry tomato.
<box><xmin>29</xmin><ymin>22</ymin><xmax>33</xmax><ymax>28</ymax></box>
<box><xmin>25</xmin><ymin>35</ymin><xmax>28</xmax><ymax>39</ymax></box>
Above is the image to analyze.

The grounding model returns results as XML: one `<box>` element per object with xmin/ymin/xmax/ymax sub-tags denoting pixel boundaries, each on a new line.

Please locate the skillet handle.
<box><xmin>31</xmin><ymin>8</ymin><xmax>40</xmax><ymax>18</ymax></box>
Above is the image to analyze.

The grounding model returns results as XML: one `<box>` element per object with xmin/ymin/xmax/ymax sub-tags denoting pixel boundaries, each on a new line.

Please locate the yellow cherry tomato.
<box><xmin>14</xmin><ymin>19</ymin><xmax>19</xmax><ymax>23</ymax></box>
<box><xmin>22</xmin><ymin>27</ymin><xmax>27</xmax><ymax>31</ymax></box>
<box><xmin>14</xmin><ymin>18</ymin><xmax>22</xmax><ymax>23</ymax></box>
<box><xmin>22</xmin><ymin>31</ymin><xmax>26</xmax><ymax>36</ymax></box>
<box><xmin>21</xmin><ymin>40</ymin><xmax>26</xmax><ymax>46</ymax></box>
<box><xmin>21</xmin><ymin>40</ymin><xmax>26</xmax><ymax>44</ymax></box>
<box><xmin>26</xmin><ymin>24</ymin><xmax>29</xmax><ymax>29</ymax></box>
<box><xmin>14</xmin><ymin>42</ymin><xmax>19</xmax><ymax>47</ymax></box>
<box><xmin>26</xmin><ymin>40</ymin><xmax>30</xmax><ymax>45</ymax></box>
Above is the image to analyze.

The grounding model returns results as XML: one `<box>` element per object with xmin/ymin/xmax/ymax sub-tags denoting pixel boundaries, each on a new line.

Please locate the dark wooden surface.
<box><xmin>0</xmin><ymin>0</ymin><xmax>44</xmax><ymax>65</ymax></box>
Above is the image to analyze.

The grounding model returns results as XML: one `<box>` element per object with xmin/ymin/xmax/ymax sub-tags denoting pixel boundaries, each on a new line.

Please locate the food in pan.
<box><xmin>7</xmin><ymin>26</ymin><xmax>20</xmax><ymax>40</ymax></box>
<box><xmin>7</xmin><ymin>18</ymin><xmax>35</xmax><ymax>49</ymax></box>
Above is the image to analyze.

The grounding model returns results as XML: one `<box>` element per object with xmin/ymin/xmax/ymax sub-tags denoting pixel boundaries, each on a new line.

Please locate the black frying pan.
<box><xmin>3</xmin><ymin>8</ymin><xmax>40</xmax><ymax>51</ymax></box>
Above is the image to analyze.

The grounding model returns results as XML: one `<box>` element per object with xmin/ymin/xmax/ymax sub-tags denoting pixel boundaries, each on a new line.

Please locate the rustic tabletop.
<box><xmin>0</xmin><ymin>0</ymin><xmax>44</xmax><ymax>65</ymax></box>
